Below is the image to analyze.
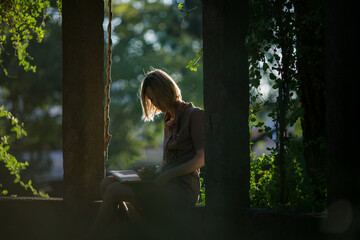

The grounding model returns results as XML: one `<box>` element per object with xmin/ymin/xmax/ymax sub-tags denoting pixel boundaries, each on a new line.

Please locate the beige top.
<box><xmin>162</xmin><ymin>102</ymin><xmax>204</xmax><ymax>172</ymax></box>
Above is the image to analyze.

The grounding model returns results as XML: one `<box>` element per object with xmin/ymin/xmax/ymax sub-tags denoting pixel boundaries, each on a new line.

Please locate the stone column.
<box><xmin>324</xmin><ymin>0</ymin><xmax>360</xmax><ymax>238</ymax></box>
<box><xmin>62</xmin><ymin>0</ymin><xmax>105</xmax><ymax>237</ymax></box>
<box><xmin>203</xmin><ymin>1</ymin><xmax>249</xmax><ymax>238</ymax></box>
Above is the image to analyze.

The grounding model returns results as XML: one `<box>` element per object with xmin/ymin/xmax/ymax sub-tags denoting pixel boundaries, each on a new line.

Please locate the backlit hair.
<box><xmin>139</xmin><ymin>68</ymin><xmax>182</xmax><ymax>122</ymax></box>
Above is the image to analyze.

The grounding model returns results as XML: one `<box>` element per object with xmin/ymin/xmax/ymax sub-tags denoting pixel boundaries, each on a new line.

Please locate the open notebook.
<box><xmin>108</xmin><ymin>169</ymin><xmax>158</xmax><ymax>183</ymax></box>
<box><xmin>108</xmin><ymin>170</ymin><xmax>141</xmax><ymax>182</ymax></box>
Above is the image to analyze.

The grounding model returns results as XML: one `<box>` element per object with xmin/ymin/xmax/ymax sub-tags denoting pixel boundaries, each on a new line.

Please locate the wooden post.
<box><xmin>324</xmin><ymin>0</ymin><xmax>360</xmax><ymax>238</ymax></box>
<box><xmin>62</xmin><ymin>0</ymin><xmax>104</xmax><ymax>237</ymax></box>
<box><xmin>203</xmin><ymin>1</ymin><xmax>249</xmax><ymax>238</ymax></box>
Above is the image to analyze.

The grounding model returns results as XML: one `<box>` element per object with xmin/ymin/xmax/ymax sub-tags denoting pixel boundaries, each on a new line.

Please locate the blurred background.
<box><xmin>0</xmin><ymin>0</ymin><xmax>303</xmax><ymax>201</ymax></box>
<box><xmin>0</xmin><ymin>0</ymin><xmax>204</xmax><ymax>197</ymax></box>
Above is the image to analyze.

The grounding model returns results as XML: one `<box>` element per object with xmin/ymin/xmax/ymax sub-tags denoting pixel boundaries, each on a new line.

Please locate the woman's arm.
<box><xmin>155</xmin><ymin>147</ymin><xmax>204</xmax><ymax>186</ymax></box>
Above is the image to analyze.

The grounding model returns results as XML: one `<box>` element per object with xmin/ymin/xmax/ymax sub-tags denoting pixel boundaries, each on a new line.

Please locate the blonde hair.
<box><xmin>139</xmin><ymin>68</ymin><xmax>182</xmax><ymax>122</ymax></box>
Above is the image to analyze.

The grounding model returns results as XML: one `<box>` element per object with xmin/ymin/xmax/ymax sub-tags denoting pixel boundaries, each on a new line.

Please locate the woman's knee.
<box><xmin>103</xmin><ymin>182</ymin><xmax>135</xmax><ymax>203</ymax></box>
<box><xmin>100</xmin><ymin>176</ymin><xmax>117</xmax><ymax>197</ymax></box>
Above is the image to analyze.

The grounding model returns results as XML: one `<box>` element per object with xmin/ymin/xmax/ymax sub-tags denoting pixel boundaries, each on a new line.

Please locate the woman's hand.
<box><xmin>154</xmin><ymin>171</ymin><xmax>171</xmax><ymax>186</ymax></box>
<box><xmin>137</xmin><ymin>167</ymin><xmax>158</xmax><ymax>181</ymax></box>
<box><xmin>154</xmin><ymin>148</ymin><xmax>205</xmax><ymax>186</ymax></box>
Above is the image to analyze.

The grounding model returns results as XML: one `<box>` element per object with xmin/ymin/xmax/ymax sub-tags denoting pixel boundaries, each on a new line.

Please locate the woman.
<box><xmin>92</xmin><ymin>68</ymin><xmax>205</xmax><ymax>239</ymax></box>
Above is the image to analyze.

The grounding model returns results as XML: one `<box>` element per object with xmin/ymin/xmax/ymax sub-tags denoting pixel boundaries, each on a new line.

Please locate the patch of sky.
<box><xmin>114</xmin><ymin>0</ymin><xmax>130</xmax><ymax>4</ymax></box>
<box><xmin>153</xmin><ymin>42</ymin><xmax>161</xmax><ymax>51</ymax></box>
<box><xmin>129</xmin><ymin>78</ymin><xmax>139</xmax><ymax>88</ymax></box>
<box><xmin>113</xmin><ymin>55</ymin><xmax>121</xmax><ymax>63</ymax></box>
<box><xmin>163</xmin><ymin>44</ymin><xmax>172</xmax><ymax>53</ymax></box>
<box><xmin>132</xmin><ymin>1</ymin><xmax>145</xmax><ymax>10</ymax></box>
<box><xmin>46</xmin><ymin>7</ymin><xmax>61</xmax><ymax>24</ymax></box>
<box><xmin>162</xmin><ymin>0</ymin><xmax>174</xmax><ymax>5</ymax></box>
<box><xmin>128</xmin><ymin>38</ymin><xmax>144</xmax><ymax>57</ymax></box>
<box><xmin>191</xmin><ymin>40</ymin><xmax>201</xmax><ymax>52</ymax></box>
<box><xmin>48</xmin><ymin>105</ymin><xmax>62</xmax><ymax>117</ymax></box>
<box><xmin>144</xmin><ymin>30</ymin><xmax>157</xmax><ymax>44</ymax></box>
<box><xmin>254</xmin><ymin>46</ymin><xmax>284</xmax><ymax>102</ymax></box>
<box><xmin>133</xmin><ymin>22</ymin><xmax>145</xmax><ymax>35</ymax></box>
<box><xmin>170</xmin><ymin>72</ymin><xmax>183</xmax><ymax>83</ymax></box>
<box><xmin>111</xmin><ymin>80</ymin><xmax>126</xmax><ymax>91</ymax></box>
<box><xmin>137</xmin><ymin>74</ymin><xmax>145</xmax><ymax>82</ymax></box>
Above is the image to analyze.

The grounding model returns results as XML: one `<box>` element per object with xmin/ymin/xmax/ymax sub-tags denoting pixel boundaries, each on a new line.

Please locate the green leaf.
<box><xmin>263</xmin><ymin>63</ymin><xmax>269</xmax><ymax>72</ymax></box>
<box><xmin>255</xmin><ymin>122</ymin><xmax>264</xmax><ymax>127</ymax></box>
<box><xmin>269</xmin><ymin>73</ymin><xmax>277</xmax><ymax>80</ymax></box>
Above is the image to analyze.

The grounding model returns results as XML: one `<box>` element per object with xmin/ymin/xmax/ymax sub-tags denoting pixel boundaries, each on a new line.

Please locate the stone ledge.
<box><xmin>0</xmin><ymin>196</ymin><xmax>63</xmax><ymax>201</ymax></box>
<box><xmin>0</xmin><ymin>197</ymin><xmax>327</xmax><ymax>240</ymax></box>
<box><xmin>0</xmin><ymin>196</ymin><xmax>101</xmax><ymax>240</ymax></box>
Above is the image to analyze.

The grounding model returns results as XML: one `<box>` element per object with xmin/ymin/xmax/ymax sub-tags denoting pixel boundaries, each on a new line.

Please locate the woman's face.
<box><xmin>145</xmin><ymin>87</ymin><xmax>167</xmax><ymax>112</ymax></box>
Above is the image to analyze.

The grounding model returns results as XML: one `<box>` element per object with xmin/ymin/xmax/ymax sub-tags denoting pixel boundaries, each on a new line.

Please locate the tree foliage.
<box><xmin>1</xmin><ymin>0</ymin><xmax>326</xmax><ymax>210</ymax></box>
<box><xmin>181</xmin><ymin>0</ymin><xmax>324</xmax><ymax>210</ymax></box>
<box><xmin>0</xmin><ymin>106</ymin><xmax>48</xmax><ymax>197</ymax></box>
<box><xmin>247</xmin><ymin>0</ymin><xmax>326</xmax><ymax>211</ymax></box>
<box><xmin>0</xmin><ymin>0</ymin><xmax>54</xmax><ymax>74</ymax></box>
<box><xmin>1</xmin><ymin>0</ymin><xmax>202</xmax><ymax>194</ymax></box>
<box><xmin>0</xmin><ymin>0</ymin><xmax>60</xmax><ymax>197</ymax></box>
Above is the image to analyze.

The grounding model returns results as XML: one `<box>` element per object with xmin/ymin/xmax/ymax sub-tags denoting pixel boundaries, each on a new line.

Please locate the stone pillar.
<box><xmin>324</xmin><ymin>0</ymin><xmax>360</xmax><ymax>238</ymax></box>
<box><xmin>62</xmin><ymin>0</ymin><xmax>104</xmax><ymax>237</ymax></box>
<box><xmin>203</xmin><ymin>1</ymin><xmax>249</xmax><ymax>238</ymax></box>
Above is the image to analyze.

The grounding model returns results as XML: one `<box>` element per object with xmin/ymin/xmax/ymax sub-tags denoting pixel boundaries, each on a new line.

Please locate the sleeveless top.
<box><xmin>162</xmin><ymin>101</ymin><xmax>205</xmax><ymax>172</ymax></box>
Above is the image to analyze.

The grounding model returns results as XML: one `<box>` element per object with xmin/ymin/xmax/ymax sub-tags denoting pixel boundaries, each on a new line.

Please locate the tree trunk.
<box><xmin>62</xmin><ymin>0</ymin><xmax>105</xmax><ymax>237</ymax></box>
<box><xmin>294</xmin><ymin>0</ymin><xmax>327</xmax><ymax>201</ymax></box>
<box><xmin>203</xmin><ymin>0</ymin><xmax>249</xmax><ymax>238</ymax></box>
<box><xmin>325</xmin><ymin>0</ymin><xmax>360</xmax><ymax>236</ymax></box>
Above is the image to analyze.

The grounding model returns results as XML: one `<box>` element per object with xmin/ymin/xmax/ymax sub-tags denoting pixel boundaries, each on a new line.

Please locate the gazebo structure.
<box><xmin>1</xmin><ymin>0</ymin><xmax>359</xmax><ymax>240</ymax></box>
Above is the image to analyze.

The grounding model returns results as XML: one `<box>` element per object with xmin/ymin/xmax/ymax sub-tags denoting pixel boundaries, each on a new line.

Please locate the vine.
<box><xmin>0</xmin><ymin>0</ymin><xmax>62</xmax><ymax>75</ymax></box>
<box><xmin>0</xmin><ymin>106</ymin><xmax>49</xmax><ymax>197</ymax></box>
<box><xmin>0</xmin><ymin>0</ymin><xmax>61</xmax><ymax>198</ymax></box>
<box><xmin>247</xmin><ymin>0</ymin><xmax>325</xmax><ymax>211</ymax></box>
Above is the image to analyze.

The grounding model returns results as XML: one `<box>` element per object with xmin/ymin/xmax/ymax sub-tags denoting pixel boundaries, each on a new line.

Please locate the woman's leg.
<box><xmin>99</xmin><ymin>176</ymin><xmax>118</xmax><ymax>197</ymax></box>
<box><xmin>92</xmin><ymin>181</ymin><xmax>136</xmax><ymax>238</ymax></box>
